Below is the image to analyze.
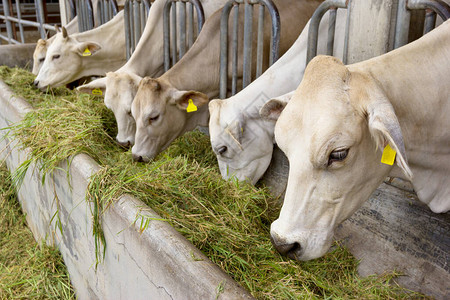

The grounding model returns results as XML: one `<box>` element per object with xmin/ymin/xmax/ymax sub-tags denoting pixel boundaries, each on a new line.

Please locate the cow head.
<box><xmin>32</xmin><ymin>38</ymin><xmax>50</xmax><ymax>75</ymax></box>
<box><xmin>34</xmin><ymin>27</ymin><xmax>101</xmax><ymax>90</ymax></box>
<box><xmin>208</xmin><ymin>92</ymin><xmax>293</xmax><ymax>185</ymax></box>
<box><xmin>261</xmin><ymin>55</ymin><xmax>412</xmax><ymax>261</ymax></box>
<box><xmin>78</xmin><ymin>72</ymin><xmax>142</xmax><ymax>148</ymax></box>
<box><xmin>131</xmin><ymin>77</ymin><xmax>209</xmax><ymax>162</ymax></box>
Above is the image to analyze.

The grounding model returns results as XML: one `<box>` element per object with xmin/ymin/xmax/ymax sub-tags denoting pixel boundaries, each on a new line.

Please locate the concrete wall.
<box><xmin>0</xmin><ymin>43</ymin><xmax>35</xmax><ymax>70</ymax></box>
<box><xmin>0</xmin><ymin>80</ymin><xmax>253</xmax><ymax>300</ymax></box>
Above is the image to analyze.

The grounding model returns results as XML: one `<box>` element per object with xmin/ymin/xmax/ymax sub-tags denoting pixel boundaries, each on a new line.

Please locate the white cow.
<box><xmin>32</xmin><ymin>18</ymin><xmax>79</xmax><ymax>75</ymax></box>
<box><xmin>260</xmin><ymin>20</ymin><xmax>450</xmax><ymax>261</ymax></box>
<box><xmin>77</xmin><ymin>0</ymin><xmax>231</xmax><ymax>147</ymax></box>
<box><xmin>34</xmin><ymin>10</ymin><xmax>125</xmax><ymax>90</ymax></box>
<box><xmin>32</xmin><ymin>0</ymin><xmax>127</xmax><ymax>75</ymax></box>
<box><xmin>130</xmin><ymin>0</ymin><xmax>322</xmax><ymax>162</ymax></box>
<box><xmin>208</xmin><ymin>9</ymin><xmax>347</xmax><ymax>184</ymax></box>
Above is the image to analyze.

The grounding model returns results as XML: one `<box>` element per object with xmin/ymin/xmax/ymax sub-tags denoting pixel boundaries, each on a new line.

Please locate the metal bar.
<box><xmin>140</xmin><ymin>0</ymin><xmax>146</xmax><ymax>34</ymax></box>
<box><xmin>307</xmin><ymin>0</ymin><xmax>348</xmax><ymax>64</ymax></box>
<box><xmin>191</xmin><ymin>0</ymin><xmax>205</xmax><ymax>32</ymax></box>
<box><xmin>179</xmin><ymin>1</ymin><xmax>187</xmax><ymax>59</ymax></box>
<box><xmin>8</xmin><ymin>0</ymin><xmax>18</xmax><ymax>42</ymax></box>
<box><xmin>143</xmin><ymin>0</ymin><xmax>151</xmax><ymax>14</ymax></box>
<box><xmin>187</xmin><ymin>2</ymin><xmax>194</xmax><ymax>47</ymax></box>
<box><xmin>111</xmin><ymin>0</ymin><xmax>118</xmax><ymax>16</ymax></box>
<box><xmin>394</xmin><ymin>0</ymin><xmax>412</xmax><ymax>49</ymax></box>
<box><xmin>242</xmin><ymin>1</ymin><xmax>254</xmax><ymax>89</ymax></box>
<box><xmin>327</xmin><ymin>7</ymin><xmax>337</xmax><ymax>56</ymax></box>
<box><xmin>36</xmin><ymin>0</ymin><xmax>46</xmax><ymax>39</ymax></box>
<box><xmin>2</xmin><ymin>0</ymin><xmax>14</xmax><ymax>44</ymax></box>
<box><xmin>171</xmin><ymin>2</ymin><xmax>178</xmax><ymax>66</ymax></box>
<box><xmin>134</xmin><ymin>0</ymin><xmax>141</xmax><ymax>48</ymax></box>
<box><xmin>408</xmin><ymin>0</ymin><xmax>450</xmax><ymax>20</ymax></box>
<box><xmin>87</xmin><ymin>0</ymin><xmax>95</xmax><ymax>30</ymax></box>
<box><xmin>68</xmin><ymin>0</ymin><xmax>76</xmax><ymax>20</ymax></box>
<box><xmin>256</xmin><ymin>4</ymin><xmax>264</xmax><ymax>78</ymax></box>
<box><xmin>124</xmin><ymin>0</ymin><xmax>132</xmax><ymax>59</ymax></box>
<box><xmin>0</xmin><ymin>34</ymin><xmax>20</xmax><ymax>44</ymax></box>
<box><xmin>260</xmin><ymin>0</ymin><xmax>280</xmax><ymax>66</ymax></box>
<box><xmin>231</xmin><ymin>4</ymin><xmax>239</xmax><ymax>96</ymax></box>
<box><xmin>163</xmin><ymin>0</ymin><xmax>173</xmax><ymax>71</ymax></box>
<box><xmin>0</xmin><ymin>15</ymin><xmax>58</xmax><ymax>31</ymax></box>
<box><xmin>423</xmin><ymin>8</ymin><xmax>437</xmax><ymax>33</ymax></box>
<box><xmin>219</xmin><ymin>1</ymin><xmax>234</xmax><ymax>99</ymax></box>
<box><xmin>75</xmin><ymin>0</ymin><xmax>82</xmax><ymax>31</ymax></box>
<box><xmin>15</xmin><ymin>0</ymin><xmax>26</xmax><ymax>43</ymax></box>
<box><xmin>129</xmin><ymin>0</ymin><xmax>135</xmax><ymax>51</ymax></box>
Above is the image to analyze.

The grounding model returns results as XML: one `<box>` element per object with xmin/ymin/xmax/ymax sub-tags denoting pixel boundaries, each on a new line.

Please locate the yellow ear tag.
<box><xmin>381</xmin><ymin>144</ymin><xmax>396</xmax><ymax>165</ymax></box>
<box><xmin>92</xmin><ymin>88</ymin><xmax>102</xmax><ymax>96</ymax></box>
<box><xmin>82</xmin><ymin>48</ymin><xmax>92</xmax><ymax>56</ymax></box>
<box><xmin>186</xmin><ymin>99</ymin><xmax>197</xmax><ymax>113</ymax></box>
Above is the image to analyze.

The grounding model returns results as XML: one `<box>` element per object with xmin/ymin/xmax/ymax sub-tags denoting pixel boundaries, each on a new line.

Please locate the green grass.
<box><xmin>0</xmin><ymin>66</ymin><xmax>425</xmax><ymax>299</ymax></box>
<box><xmin>0</xmin><ymin>162</ymin><xmax>75</xmax><ymax>299</ymax></box>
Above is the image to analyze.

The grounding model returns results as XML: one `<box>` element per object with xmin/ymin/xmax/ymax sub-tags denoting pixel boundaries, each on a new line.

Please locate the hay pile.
<box><xmin>0</xmin><ymin>66</ymin><xmax>421</xmax><ymax>298</ymax></box>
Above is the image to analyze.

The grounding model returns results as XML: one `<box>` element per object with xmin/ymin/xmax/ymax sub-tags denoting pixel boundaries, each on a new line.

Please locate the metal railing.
<box><xmin>124</xmin><ymin>0</ymin><xmax>152</xmax><ymax>59</ymax></box>
<box><xmin>394</xmin><ymin>0</ymin><xmax>450</xmax><ymax>48</ymax></box>
<box><xmin>219</xmin><ymin>0</ymin><xmax>281</xmax><ymax>99</ymax></box>
<box><xmin>97</xmin><ymin>0</ymin><xmax>119</xmax><ymax>25</ymax></box>
<box><xmin>74</xmin><ymin>0</ymin><xmax>94</xmax><ymax>31</ymax></box>
<box><xmin>163</xmin><ymin>0</ymin><xmax>205</xmax><ymax>71</ymax></box>
<box><xmin>0</xmin><ymin>0</ymin><xmax>58</xmax><ymax>44</ymax></box>
<box><xmin>306</xmin><ymin>0</ymin><xmax>348</xmax><ymax>65</ymax></box>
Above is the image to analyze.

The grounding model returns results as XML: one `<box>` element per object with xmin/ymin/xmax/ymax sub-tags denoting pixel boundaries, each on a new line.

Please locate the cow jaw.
<box><xmin>104</xmin><ymin>72</ymin><xmax>142</xmax><ymax>147</ymax></box>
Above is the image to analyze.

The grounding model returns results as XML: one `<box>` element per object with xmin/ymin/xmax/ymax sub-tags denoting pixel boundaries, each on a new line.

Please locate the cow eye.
<box><xmin>52</xmin><ymin>54</ymin><xmax>60</xmax><ymax>60</ymax></box>
<box><xmin>148</xmin><ymin>114</ymin><xmax>159</xmax><ymax>124</ymax></box>
<box><xmin>217</xmin><ymin>146</ymin><xmax>227</xmax><ymax>155</ymax></box>
<box><xmin>39</xmin><ymin>57</ymin><xmax>45</xmax><ymax>63</ymax></box>
<box><xmin>328</xmin><ymin>149</ymin><xmax>349</xmax><ymax>166</ymax></box>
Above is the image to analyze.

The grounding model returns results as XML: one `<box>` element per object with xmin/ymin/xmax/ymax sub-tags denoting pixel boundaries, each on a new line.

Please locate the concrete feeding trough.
<box><xmin>0</xmin><ymin>76</ymin><xmax>449</xmax><ymax>299</ymax></box>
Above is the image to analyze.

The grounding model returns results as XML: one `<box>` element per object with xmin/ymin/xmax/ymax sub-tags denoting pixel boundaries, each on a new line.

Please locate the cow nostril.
<box><xmin>132</xmin><ymin>154</ymin><xmax>144</xmax><ymax>162</ymax></box>
<box><xmin>116</xmin><ymin>140</ymin><xmax>131</xmax><ymax>149</ymax></box>
<box><xmin>271</xmin><ymin>236</ymin><xmax>302</xmax><ymax>259</ymax></box>
<box><xmin>33</xmin><ymin>80</ymin><xmax>39</xmax><ymax>87</ymax></box>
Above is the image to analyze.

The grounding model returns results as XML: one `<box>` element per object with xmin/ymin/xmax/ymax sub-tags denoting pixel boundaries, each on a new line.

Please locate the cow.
<box><xmin>130</xmin><ymin>0</ymin><xmax>322</xmax><ymax>162</ymax></box>
<box><xmin>77</xmin><ymin>0</ymin><xmax>230</xmax><ymax>147</ymax></box>
<box><xmin>259</xmin><ymin>20</ymin><xmax>450</xmax><ymax>261</ymax></box>
<box><xmin>32</xmin><ymin>0</ymin><xmax>127</xmax><ymax>75</ymax></box>
<box><xmin>32</xmin><ymin>18</ymin><xmax>79</xmax><ymax>75</ymax></box>
<box><xmin>208</xmin><ymin>9</ymin><xmax>347</xmax><ymax>184</ymax></box>
<box><xmin>34</xmin><ymin>10</ymin><xmax>125</xmax><ymax>91</ymax></box>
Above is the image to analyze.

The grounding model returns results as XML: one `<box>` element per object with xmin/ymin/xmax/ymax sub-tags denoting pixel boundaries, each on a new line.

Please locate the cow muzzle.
<box><xmin>270</xmin><ymin>234</ymin><xmax>304</xmax><ymax>260</ymax></box>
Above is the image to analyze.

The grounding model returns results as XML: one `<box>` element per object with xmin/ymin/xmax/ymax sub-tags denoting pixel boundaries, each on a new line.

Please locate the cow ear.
<box><xmin>366</xmin><ymin>88</ymin><xmax>412</xmax><ymax>180</ymax></box>
<box><xmin>76</xmin><ymin>42</ymin><xmax>102</xmax><ymax>56</ymax></box>
<box><xmin>77</xmin><ymin>77</ymin><xmax>107</xmax><ymax>95</ymax></box>
<box><xmin>259</xmin><ymin>98</ymin><xmax>289</xmax><ymax>121</ymax></box>
<box><xmin>172</xmin><ymin>90</ymin><xmax>209</xmax><ymax>111</ymax></box>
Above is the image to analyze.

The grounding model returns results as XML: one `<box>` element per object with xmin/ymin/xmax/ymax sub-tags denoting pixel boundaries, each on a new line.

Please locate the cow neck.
<box><xmin>120</xmin><ymin>0</ymin><xmax>166</xmax><ymax>77</ymax></box>
<box><xmin>349</xmin><ymin>21</ymin><xmax>450</xmax><ymax>210</ymax></box>
<box><xmin>70</xmin><ymin>12</ymin><xmax>125</xmax><ymax>76</ymax></box>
